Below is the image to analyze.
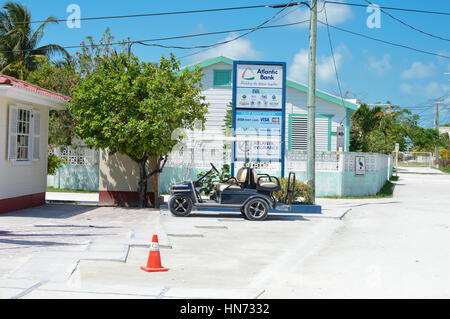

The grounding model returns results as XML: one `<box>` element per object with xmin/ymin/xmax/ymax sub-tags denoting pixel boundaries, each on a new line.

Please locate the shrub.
<box><xmin>274</xmin><ymin>177</ymin><xmax>314</xmax><ymax>205</ymax></box>
<box><xmin>48</xmin><ymin>154</ymin><xmax>66</xmax><ymax>175</ymax></box>
<box><xmin>197</xmin><ymin>164</ymin><xmax>231</xmax><ymax>199</ymax></box>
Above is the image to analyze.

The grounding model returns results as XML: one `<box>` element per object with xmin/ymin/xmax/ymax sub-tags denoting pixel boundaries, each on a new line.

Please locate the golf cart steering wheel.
<box><xmin>210</xmin><ymin>163</ymin><xmax>220</xmax><ymax>175</ymax></box>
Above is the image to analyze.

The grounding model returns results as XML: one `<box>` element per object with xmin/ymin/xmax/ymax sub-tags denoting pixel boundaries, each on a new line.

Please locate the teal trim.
<box><xmin>288</xmin><ymin>114</ymin><xmax>293</xmax><ymax>150</ymax></box>
<box><xmin>183</xmin><ymin>56</ymin><xmax>234</xmax><ymax>72</ymax></box>
<box><xmin>331</xmin><ymin>131</ymin><xmax>337</xmax><ymax>136</ymax></box>
<box><xmin>287</xmin><ymin>80</ymin><xmax>358</xmax><ymax>111</ymax></box>
<box><xmin>180</xmin><ymin>56</ymin><xmax>359</xmax><ymax>111</ymax></box>
<box><xmin>328</xmin><ymin>117</ymin><xmax>332</xmax><ymax>152</ymax></box>
<box><xmin>289</xmin><ymin>113</ymin><xmax>334</xmax><ymax>118</ymax></box>
<box><xmin>213</xmin><ymin>69</ymin><xmax>232</xmax><ymax>87</ymax></box>
<box><xmin>346</xmin><ymin>109</ymin><xmax>351</xmax><ymax>151</ymax></box>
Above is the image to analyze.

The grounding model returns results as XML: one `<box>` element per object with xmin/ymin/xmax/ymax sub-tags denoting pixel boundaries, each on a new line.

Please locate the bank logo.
<box><xmin>242</xmin><ymin>68</ymin><xmax>256</xmax><ymax>81</ymax></box>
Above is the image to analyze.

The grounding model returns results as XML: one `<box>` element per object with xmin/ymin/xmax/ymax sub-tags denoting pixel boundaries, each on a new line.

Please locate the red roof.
<box><xmin>0</xmin><ymin>74</ymin><xmax>71</xmax><ymax>102</ymax></box>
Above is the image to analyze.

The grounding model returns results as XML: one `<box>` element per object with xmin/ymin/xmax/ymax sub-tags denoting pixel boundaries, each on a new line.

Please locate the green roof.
<box><xmin>181</xmin><ymin>55</ymin><xmax>358</xmax><ymax>111</ymax></box>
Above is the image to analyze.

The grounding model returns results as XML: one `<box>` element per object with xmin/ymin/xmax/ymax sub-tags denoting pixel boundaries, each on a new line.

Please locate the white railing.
<box><xmin>48</xmin><ymin>145</ymin><xmax>99</xmax><ymax>165</ymax></box>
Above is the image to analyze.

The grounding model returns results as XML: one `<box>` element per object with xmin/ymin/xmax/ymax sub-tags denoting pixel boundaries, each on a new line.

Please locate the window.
<box><xmin>213</xmin><ymin>69</ymin><xmax>232</xmax><ymax>87</ymax></box>
<box><xmin>289</xmin><ymin>115</ymin><xmax>330</xmax><ymax>151</ymax></box>
<box><xmin>17</xmin><ymin>109</ymin><xmax>31</xmax><ymax>160</ymax></box>
<box><xmin>8</xmin><ymin>105</ymin><xmax>40</xmax><ymax>163</ymax></box>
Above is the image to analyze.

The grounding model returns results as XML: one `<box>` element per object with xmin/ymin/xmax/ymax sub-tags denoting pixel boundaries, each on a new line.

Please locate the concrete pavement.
<box><xmin>2</xmin><ymin>166</ymin><xmax>448</xmax><ymax>298</ymax></box>
<box><xmin>261</xmin><ymin>166</ymin><xmax>450</xmax><ymax>298</ymax></box>
<box><xmin>0</xmin><ymin>196</ymin><xmax>348</xmax><ymax>298</ymax></box>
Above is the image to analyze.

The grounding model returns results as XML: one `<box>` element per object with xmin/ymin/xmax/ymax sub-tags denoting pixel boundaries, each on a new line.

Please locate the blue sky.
<box><xmin>11</xmin><ymin>0</ymin><xmax>450</xmax><ymax>127</ymax></box>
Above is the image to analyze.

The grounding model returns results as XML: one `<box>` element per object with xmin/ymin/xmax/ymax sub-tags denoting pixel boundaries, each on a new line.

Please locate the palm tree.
<box><xmin>0</xmin><ymin>1</ymin><xmax>68</xmax><ymax>78</ymax></box>
<box><xmin>351</xmin><ymin>103</ymin><xmax>384</xmax><ymax>152</ymax></box>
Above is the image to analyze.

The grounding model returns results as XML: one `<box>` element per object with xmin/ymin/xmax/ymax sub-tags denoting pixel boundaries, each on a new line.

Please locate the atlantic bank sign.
<box><xmin>236</xmin><ymin>64</ymin><xmax>284</xmax><ymax>88</ymax></box>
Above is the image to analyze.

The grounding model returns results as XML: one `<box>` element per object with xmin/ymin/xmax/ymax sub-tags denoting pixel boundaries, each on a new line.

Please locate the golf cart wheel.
<box><xmin>240</xmin><ymin>207</ymin><xmax>248</xmax><ymax>220</ymax></box>
<box><xmin>169</xmin><ymin>195</ymin><xmax>193</xmax><ymax>217</ymax></box>
<box><xmin>244</xmin><ymin>199</ymin><xmax>269</xmax><ymax>221</ymax></box>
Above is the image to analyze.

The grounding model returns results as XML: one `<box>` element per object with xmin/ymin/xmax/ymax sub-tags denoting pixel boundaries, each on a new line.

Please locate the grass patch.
<box><xmin>319</xmin><ymin>176</ymin><xmax>398</xmax><ymax>199</ymax></box>
<box><xmin>47</xmin><ymin>187</ymin><xmax>98</xmax><ymax>193</ymax></box>
<box><xmin>437</xmin><ymin>166</ymin><xmax>450</xmax><ymax>174</ymax></box>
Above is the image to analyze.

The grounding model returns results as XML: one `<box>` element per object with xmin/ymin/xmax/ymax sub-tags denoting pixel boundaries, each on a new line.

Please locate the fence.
<box><xmin>47</xmin><ymin>145</ymin><xmax>99</xmax><ymax>191</ymax></box>
<box><xmin>160</xmin><ymin>148</ymin><xmax>393</xmax><ymax>197</ymax></box>
<box><xmin>396</xmin><ymin>152</ymin><xmax>433</xmax><ymax>167</ymax></box>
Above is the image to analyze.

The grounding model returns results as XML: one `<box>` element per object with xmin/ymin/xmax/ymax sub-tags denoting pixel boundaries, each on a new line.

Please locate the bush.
<box><xmin>197</xmin><ymin>164</ymin><xmax>231</xmax><ymax>199</ymax></box>
<box><xmin>48</xmin><ymin>154</ymin><xmax>66</xmax><ymax>175</ymax></box>
<box><xmin>274</xmin><ymin>177</ymin><xmax>314</xmax><ymax>205</ymax></box>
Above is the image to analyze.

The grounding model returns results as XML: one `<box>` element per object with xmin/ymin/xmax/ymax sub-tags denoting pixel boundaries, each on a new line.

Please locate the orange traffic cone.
<box><xmin>140</xmin><ymin>234</ymin><xmax>169</xmax><ymax>272</ymax></box>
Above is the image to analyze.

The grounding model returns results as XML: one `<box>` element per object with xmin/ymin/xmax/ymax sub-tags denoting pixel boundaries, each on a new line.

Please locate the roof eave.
<box><xmin>180</xmin><ymin>56</ymin><xmax>359</xmax><ymax>111</ymax></box>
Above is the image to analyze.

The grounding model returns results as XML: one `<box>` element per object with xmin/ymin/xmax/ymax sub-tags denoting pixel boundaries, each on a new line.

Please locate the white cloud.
<box><xmin>424</xmin><ymin>81</ymin><xmax>450</xmax><ymax>97</ymax></box>
<box><xmin>282</xmin><ymin>0</ymin><xmax>353</xmax><ymax>28</ymax></box>
<box><xmin>194</xmin><ymin>33</ymin><xmax>262</xmax><ymax>61</ymax></box>
<box><xmin>367</xmin><ymin>54</ymin><xmax>392</xmax><ymax>75</ymax></box>
<box><xmin>400</xmin><ymin>81</ymin><xmax>450</xmax><ymax>99</ymax></box>
<box><xmin>288</xmin><ymin>44</ymin><xmax>349</xmax><ymax>85</ymax></box>
<box><xmin>401</xmin><ymin>61</ymin><xmax>437</xmax><ymax>79</ymax></box>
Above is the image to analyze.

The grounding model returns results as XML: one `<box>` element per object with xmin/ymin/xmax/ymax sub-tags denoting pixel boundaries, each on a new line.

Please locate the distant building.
<box><xmin>439</xmin><ymin>126</ymin><xmax>450</xmax><ymax>135</ymax></box>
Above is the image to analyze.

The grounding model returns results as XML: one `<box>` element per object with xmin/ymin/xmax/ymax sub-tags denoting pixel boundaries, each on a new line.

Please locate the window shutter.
<box><xmin>213</xmin><ymin>70</ymin><xmax>232</xmax><ymax>87</ymax></box>
<box><xmin>290</xmin><ymin>116</ymin><xmax>329</xmax><ymax>151</ymax></box>
<box><xmin>32</xmin><ymin>110</ymin><xmax>41</xmax><ymax>160</ymax></box>
<box><xmin>8</xmin><ymin>106</ymin><xmax>18</xmax><ymax>161</ymax></box>
<box><xmin>290</xmin><ymin>116</ymin><xmax>308</xmax><ymax>150</ymax></box>
<box><xmin>316</xmin><ymin>118</ymin><xmax>329</xmax><ymax>151</ymax></box>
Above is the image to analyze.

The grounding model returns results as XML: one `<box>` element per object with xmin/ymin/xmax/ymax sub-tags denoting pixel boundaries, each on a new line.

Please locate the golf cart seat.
<box><xmin>216</xmin><ymin>167</ymin><xmax>257</xmax><ymax>192</ymax></box>
<box><xmin>256</xmin><ymin>174</ymin><xmax>281</xmax><ymax>192</ymax></box>
<box><xmin>216</xmin><ymin>184</ymin><xmax>241</xmax><ymax>192</ymax></box>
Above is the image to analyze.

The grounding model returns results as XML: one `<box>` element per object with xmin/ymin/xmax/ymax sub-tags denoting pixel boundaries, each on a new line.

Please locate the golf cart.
<box><xmin>168</xmin><ymin>163</ymin><xmax>294</xmax><ymax>221</ymax></box>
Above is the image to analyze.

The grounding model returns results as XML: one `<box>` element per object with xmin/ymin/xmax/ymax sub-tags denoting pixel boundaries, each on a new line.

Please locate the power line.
<box><xmin>136</xmin><ymin>0</ymin><xmax>303</xmax><ymax>51</ymax></box>
<box><xmin>323</xmin><ymin>3</ymin><xmax>346</xmax><ymax>121</ymax></box>
<box><xmin>317</xmin><ymin>20</ymin><xmax>450</xmax><ymax>59</ymax></box>
<box><xmin>325</xmin><ymin>1</ymin><xmax>450</xmax><ymax>16</ymax></box>
<box><xmin>0</xmin><ymin>19</ymin><xmax>312</xmax><ymax>55</ymax></box>
<box><xmin>363</xmin><ymin>0</ymin><xmax>450</xmax><ymax>42</ymax></box>
<box><xmin>13</xmin><ymin>2</ymin><xmax>307</xmax><ymax>25</ymax></box>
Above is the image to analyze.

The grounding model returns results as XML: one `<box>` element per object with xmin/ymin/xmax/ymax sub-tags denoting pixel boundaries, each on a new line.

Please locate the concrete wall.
<box><xmin>47</xmin><ymin>164</ymin><xmax>99</xmax><ymax>191</ymax></box>
<box><xmin>160</xmin><ymin>150</ymin><xmax>394</xmax><ymax>198</ymax></box>
<box><xmin>0</xmin><ymin>97</ymin><xmax>49</xmax><ymax>210</ymax></box>
<box><xmin>98</xmin><ymin>150</ymin><xmax>157</xmax><ymax>207</ymax></box>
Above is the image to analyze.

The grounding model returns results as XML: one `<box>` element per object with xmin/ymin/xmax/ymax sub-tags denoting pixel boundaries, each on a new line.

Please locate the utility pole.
<box><xmin>307</xmin><ymin>0</ymin><xmax>318</xmax><ymax>204</ymax></box>
<box><xmin>435</xmin><ymin>101</ymin><xmax>440</xmax><ymax>168</ymax></box>
<box><xmin>127</xmin><ymin>37</ymin><xmax>131</xmax><ymax>59</ymax></box>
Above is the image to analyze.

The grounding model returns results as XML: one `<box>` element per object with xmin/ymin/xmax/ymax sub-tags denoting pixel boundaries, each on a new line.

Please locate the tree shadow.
<box><xmin>0</xmin><ymin>204</ymin><xmax>98</xmax><ymax>219</ymax></box>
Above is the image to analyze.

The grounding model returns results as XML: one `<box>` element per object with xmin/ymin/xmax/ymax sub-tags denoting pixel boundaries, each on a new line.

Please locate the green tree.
<box><xmin>26</xmin><ymin>29</ymin><xmax>124</xmax><ymax>146</ymax></box>
<box><xmin>350</xmin><ymin>103</ymin><xmax>383</xmax><ymax>152</ymax></box>
<box><xmin>69</xmin><ymin>53</ymin><xmax>208</xmax><ymax>208</ymax></box>
<box><xmin>351</xmin><ymin>102</ymin><xmax>446</xmax><ymax>154</ymax></box>
<box><xmin>0</xmin><ymin>1</ymin><xmax>68</xmax><ymax>78</ymax></box>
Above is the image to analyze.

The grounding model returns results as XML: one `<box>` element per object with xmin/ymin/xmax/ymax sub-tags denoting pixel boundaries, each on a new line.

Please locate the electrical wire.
<box><xmin>323</xmin><ymin>4</ymin><xmax>347</xmax><ymax>123</ymax></box>
<box><xmin>363</xmin><ymin>0</ymin><xmax>450</xmax><ymax>42</ymax></box>
<box><xmin>0</xmin><ymin>19</ymin><xmax>312</xmax><ymax>55</ymax></box>
<box><xmin>11</xmin><ymin>2</ymin><xmax>306</xmax><ymax>25</ymax></box>
<box><xmin>325</xmin><ymin>1</ymin><xmax>450</xmax><ymax>16</ymax></box>
<box><xmin>135</xmin><ymin>0</ymin><xmax>300</xmax><ymax>51</ymax></box>
<box><xmin>317</xmin><ymin>20</ymin><xmax>450</xmax><ymax>59</ymax></box>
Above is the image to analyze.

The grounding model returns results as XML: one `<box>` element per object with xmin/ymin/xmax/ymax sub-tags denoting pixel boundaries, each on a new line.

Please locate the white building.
<box><xmin>159</xmin><ymin>56</ymin><xmax>382</xmax><ymax>196</ymax></box>
<box><xmin>0</xmin><ymin>74</ymin><xmax>69</xmax><ymax>213</ymax></box>
<box><xmin>181</xmin><ymin>56</ymin><xmax>358</xmax><ymax>153</ymax></box>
